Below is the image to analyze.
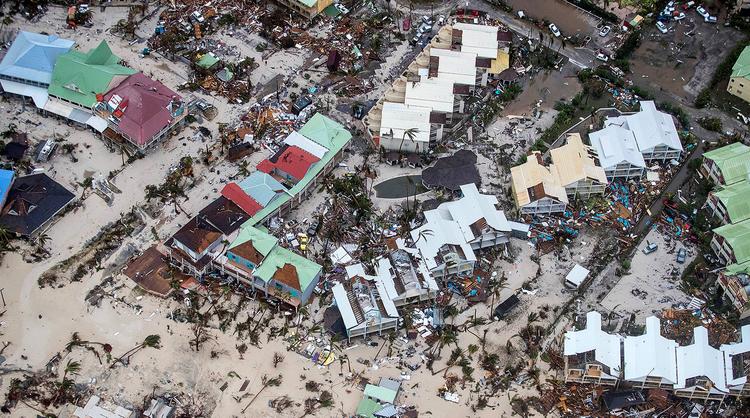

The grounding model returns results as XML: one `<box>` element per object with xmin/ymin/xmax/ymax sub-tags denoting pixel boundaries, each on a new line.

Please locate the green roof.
<box><xmin>197</xmin><ymin>53</ymin><xmax>219</xmax><ymax>69</ymax></box>
<box><xmin>714</xmin><ymin>219</ymin><xmax>750</xmax><ymax>265</ymax></box>
<box><xmin>244</xmin><ymin>113</ymin><xmax>352</xmax><ymax>225</ymax></box>
<box><xmin>713</xmin><ymin>181</ymin><xmax>750</xmax><ymax>224</ymax></box>
<box><xmin>254</xmin><ymin>244</ymin><xmax>322</xmax><ymax>291</ymax></box>
<box><xmin>228</xmin><ymin>226</ymin><xmax>277</xmax><ymax>256</ymax></box>
<box><xmin>363</xmin><ymin>384</ymin><xmax>397</xmax><ymax>404</ymax></box>
<box><xmin>355</xmin><ymin>398</ymin><xmax>382</xmax><ymax>418</ymax></box>
<box><xmin>48</xmin><ymin>41</ymin><xmax>136</xmax><ymax>108</ymax></box>
<box><xmin>703</xmin><ymin>142</ymin><xmax>750</xmax><ymax>186</ymax></box>
<box><xmin>726</xmin><ymin>260</ymin><xmax>750</xmax><ymax>275</ymax></box>
<box><xmin>732</xmin><ymin>46</ymin><xmax>750</xmax><ymax>79</ymax></box>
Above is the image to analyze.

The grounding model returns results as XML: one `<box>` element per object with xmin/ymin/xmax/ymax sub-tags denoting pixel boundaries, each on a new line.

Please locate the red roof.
<box><xmin>221</xmin><ymin>183</ymin><xmax>262</xmax><ymax>216</ymax></box>
<box><xmin>102</xmin><ymin>73</ymin><xmax>182</xmax><ymax>147</ymax></box>
<box><xmin>257</xmin><ymin>146</ymin><xmax>319</xmax><ymax>181</ymax></box>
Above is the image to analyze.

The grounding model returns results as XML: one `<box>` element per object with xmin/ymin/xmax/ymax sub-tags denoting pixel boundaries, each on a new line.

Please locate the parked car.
<box><xmin>334</xmin><ymin>3</ymin><xmax>349</xmax><ymax>15</ymax></box>
<box><xmin>596</xmin><ymin>51</ymin><xmax>609</xmax><ymax>62</ymax></box>
<box><xmin>656</xmin><ymin>21</ymin><xmax>668</xmax><ymax>33</ymax></box>
<box><xmin>549</xmin><ymin>23</ymin><xmax>561</xmax><ymax>37</ymax></box>
<box><xmin>643</xmin><ymin>242</ymin><xmax>658</xmax><ymax>254</ymax></box>
<box><xmin>705</xmin><ymin>15</ymin><xmax>717</xmax><ymax>23</ymax></box>
<box><xmin>677</xmin><ymin>248</ymin><xmax>687</xmax><ymax>264</ymax></box>
<box><xmin>420</xmin><ymin>23</ymin><xmax>433</xmax><ymax>33</ymax></box>
<box><xmin>411</xmin><ymin>35</ymin><xmax>421</xmax><ymax>44</ymax></box>
<box><xmin>696</xmin><ymin>5</ymin><xmax>709</xmax><ymax>18</ymax></box>
<box><xmin>422</xmin><ymin>15</ymin><xmax>433</xmax><ymax>25</ymax></box>
<box><xmin>307</xmin><ymin>219</ymin><xmax>320</xmax><ymax>236</ymax></box>
<box><xmin>190</xmin><ymin>10</ymin><xmax>205</xmax><ymax>24</ymax></box>
<box><xmin>438</xmin><ymin>15</ymin><xmax>445</xmax><ymax>25</ymax></box>
<box><xmin>599</xmin><ymin>25</ymin><xmax>611</xmax><ymax>37</ymax></box>
<box><xmin>673</xmin><ymin>11</ymin><xmax>686</xmax><ymax>20</ymax></box>
<box><xmin>292</xmin><ymin>96</ymin><xmax>312</xmax><ymax>114</ymax></box>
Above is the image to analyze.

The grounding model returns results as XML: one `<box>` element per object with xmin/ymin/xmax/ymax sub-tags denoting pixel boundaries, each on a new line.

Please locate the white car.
<box><xmin>596</xmin><ymin>52</ymin><xmax>609</xmax><ymax>62</ymax></box>
<box><xmin>705</xmin><ymin>15</ymin><xmax>717</xmax><ymax>23</ymax></box>
<box><xmin>673</xmin><ymin>12</ymin><xmax>686</xmax><ymax>20</ymax></box>
<box><xmin>599</xmin><ymin>25</ymin><xmax>611</xmax><ymax>37</ymax></box>
<box><xmin>549</xmin><ymin>23</ymin><xmax>561</xmax><ymax>37</ymax></box>
<box><xmin>656</xmin><ymin>21</ymin><xmax>668</xmax><ymax>33</ymax></box>
<box><xmin>334</xmin><ymin>3</ymin><xmax>349</xmax><ymax>14</ymax></box>
<box><xmin>696</xmin><ymin>6</ymin><xmax>709</xmax><ymax>18</ymax></box>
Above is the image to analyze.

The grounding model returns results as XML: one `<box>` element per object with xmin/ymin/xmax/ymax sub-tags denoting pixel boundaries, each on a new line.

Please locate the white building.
<box><xmin>331</xmin><ymin>279</ymin><xmax>399</xmax><ymax>341</ymax></box>
<box><xmin>404</xmin><ymin>77</ymin><xmax>462</xmax><ymax>117</ymax></box>
<box><xmin>589</xmin><ymin>124</ymin><xmax>647</xmax><ymax>180</ymax></box>
<box><xmin>624</xmin><ymin>316</ymin><xmax>679</xmax><ymax>389</ymax></box>
<box><xmin>402</xmin><ymin>183</ymin><xmax>511</xmax><ymax>279</ymax></box>
<box><xmin>378</xmin><ymin>102</ymin><xmax>441</xmax><ymax>153</ymax></box>
<box><xmin>605</xmin><ymin>101</ymin><xmax>683</xmax><ymax>162</ymax></box>
<box><xmin>428</xmin><ymin>48</ymin><xmax>481</xmax><ymax>87</ymax></box>
<box><xmin>721</xmin><ymin>326</ymin><xmax>750</xmax><ymax>397</ymax></box>
<box><xmin>674</xmin><ymin>326</ymin><xmax>728</xmax><ymax>401</ymax></box>
<box><xmin>563</xmin><ymin>311</ymin><xmax>622</xmax><ymax>385</ymax></box>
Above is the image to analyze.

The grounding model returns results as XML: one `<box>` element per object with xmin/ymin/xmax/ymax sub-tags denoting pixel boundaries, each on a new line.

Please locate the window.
<box><xmin>275</xmin><ymin>282</ymin><xmax>283</xmax><ymax>291</ymax></box>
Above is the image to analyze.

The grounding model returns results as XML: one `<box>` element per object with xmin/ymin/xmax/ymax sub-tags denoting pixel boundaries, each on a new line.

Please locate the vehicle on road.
<box><xmin>696</xmin><ymin>5</ymin><xmax>709</xmax><ymax>18</ymax></box>
<box><xmin>307</xmin><ymin>219</ymin><xmax>320</xmax><ymax>236</ymax></box>
<box><xmin>643</xmin><ymin>241</ymin><xmax>658</xmax><ymax>254</ymax></box>
<box><xmin>656</xmin><ymin>21</ymin><xmax>668</xmax><ymax>33</ymax></box>
<box><xmin>677</xmin><ymin>248</ymin><xmax>687</xmax><ymax>264</ymax></box>
<box><xmin>422</xmin><ymin>15</ymin><xmax>433</xmax><ymax>25</ymax></box>
<box><xmin>599</xmin><ymin>25</ymin><xmax>611</xmax><ymax>36</ymax></box>
<box><xmin>596</xmin><ymin>51</ymin><xmax>609</xmax><ymax>62</ymax></box>
<box><xmin>549</xmin><ymin>23</ymin><xmax>561</xmax><ymax>37</ymax></box>
<box><xmin>438</xmin><ymin>15</ymin><xmax>445</xmax><ymax>25</ymax></box>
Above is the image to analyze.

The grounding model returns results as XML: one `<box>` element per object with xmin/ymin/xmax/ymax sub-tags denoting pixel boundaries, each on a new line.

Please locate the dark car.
<box><xmin>292</xmin><ymin>96</ymin><xmax>312</xmax><ymax>114</ymax></box>
<box><xmin>307</xmin><ymin>219</ymin><xmax>320</xmax><ymax>236</ymax></box>
<box><xmin>352</xmin><ymin>103</ymin><xmax>365</xmax><ymax>119</ymax></box>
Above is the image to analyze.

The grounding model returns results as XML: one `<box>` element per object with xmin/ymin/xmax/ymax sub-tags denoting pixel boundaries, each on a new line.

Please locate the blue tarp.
<box><xmin>0</xmin><ymin>169</ymin><xmax>15</xmax><ymax>209</ymax></box>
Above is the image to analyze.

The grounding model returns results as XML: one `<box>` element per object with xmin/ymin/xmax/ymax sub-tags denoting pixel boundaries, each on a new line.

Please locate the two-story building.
<box><xmin>674</xmin><ymin>327</ymin><xmax>729</xmax><ymax>401</ymax></box>
<box><xmin>700</xmin><ymin>142</ymin><xmax>750</xmax><ymax>187</ymax></box>
<box><xmin>331</xmin><ymin>279</ymin><xmax>400</xmax><ymax>342</ymax></box>
<box><xmin>589</xmin><ymin>124</ymin><xmax>647</xmax><ymax>180</ymax></box>
<box><xmin>274</xmin><ymin>0</ymin><xmax>332</xmax><ymax>19</ymax></box>
<box><xmin>706</xmin><ymin>181</ymin><xmax>750</xmax><ymax>225</ymax></box>
<box><xmin>96</xmin><ymin>72</ymin><xmax>189</xmax><ymax>151</ymax></box>
<box><xmin>604</xmin><ymin>101</ymin><xmax>683</xmax><ymax>162</ymax></box>
<box><xmin>711</xmin><ymin>219</ymin><xmax>750</xmax><ymax>266</ymax></box>
<box><xmin>403</xmin><ymin>183</ymin><xmax>511</xmax><ymax>279</ymax></box>
<box><xmin>511</xmin><ymin>153</ymin><xmax>569</xmax><ymax>215</ymax></box>
<box><xmin>623</xmin><ymin>316</ymin><xmax>679</xmax><ymax>389</ymax></box>
<box><xmin>728</xmin><ymin>45</ymin><xmax>750</xmax><ymax>103</ymax></box>
<box><xmin>563</xmin><ymin>311</ymin><xmax>622</xmax><ymax>386</ymax></box>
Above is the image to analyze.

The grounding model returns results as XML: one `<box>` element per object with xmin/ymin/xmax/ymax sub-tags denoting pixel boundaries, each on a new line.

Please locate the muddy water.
<box><xmin>502</xmin><ymin>67</ymin><xmax>582</xmax><ymax>115</ymax></box>
<box><xmin>504</xmin><ymin>0</ymin><xmax>598</xmax><ymax>36</ymax></box>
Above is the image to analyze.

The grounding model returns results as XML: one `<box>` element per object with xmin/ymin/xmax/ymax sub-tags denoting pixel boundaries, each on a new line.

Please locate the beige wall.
<box><xmin>728</xmin><ymin>76</ymin><xmax>750</xmax><ymax>103</ymax></box>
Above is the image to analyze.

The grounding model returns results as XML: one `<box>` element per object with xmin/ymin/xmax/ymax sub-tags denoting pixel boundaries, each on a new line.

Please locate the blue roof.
<box><xmin>238</xmin><ymin>171</ymin><xmax>288</xmax><ymax>207</ymax></box>
<box><xmin>0</xmin><ymin>169</ymin><xmax>15</xmax><ymax>209</ymax></box>
<box><xmin>0</xmin><ymin>31</ymin><xmax>75</xmax><ymax>85</ymax></box>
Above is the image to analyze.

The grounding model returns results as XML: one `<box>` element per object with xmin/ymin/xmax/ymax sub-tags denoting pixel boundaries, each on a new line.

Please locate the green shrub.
<box><xmin>698</xmin><ymin>117</ymin><xmax>723</xmax><ymax>132</ymax></box>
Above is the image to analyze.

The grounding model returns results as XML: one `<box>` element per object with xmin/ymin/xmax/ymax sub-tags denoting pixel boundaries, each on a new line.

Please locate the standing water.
<box><xmin>504</xmin><ymin>0</ymin><xmax>598</xmax><ymax>36</ymax></box>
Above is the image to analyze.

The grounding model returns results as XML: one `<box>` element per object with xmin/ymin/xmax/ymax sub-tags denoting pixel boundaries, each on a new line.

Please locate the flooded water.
<box><xmin>502</xmin><ymin>66</ymin><xmax>582</xmax><ymax>115</ymax></box>
<box><xmin>374</xmin><ymin>175</ymin><xmax>427</xmax><ymax>199</ymax></box>
<box><xmin>504</xmin><ymin>0</ymin><xmax>598</xmax><ymax>36</ymax></box>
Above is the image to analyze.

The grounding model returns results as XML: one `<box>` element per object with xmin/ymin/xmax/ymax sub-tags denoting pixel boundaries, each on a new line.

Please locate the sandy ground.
<box><xmin>599</xmin><ymin>228</ymin><xmax>696</xmax><ymax>323</ymax></box>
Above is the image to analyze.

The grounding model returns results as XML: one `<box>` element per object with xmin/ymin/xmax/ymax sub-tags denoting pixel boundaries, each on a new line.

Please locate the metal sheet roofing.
<box><xmin>0</xmin><ymin>31</ymin><xmax>74</xmax><ymax>85</ymax></box>
<box><xmin>453</xmin><ymin>22</ymin><xmax>499</xmax><ymax>58</ymax></box>
<box><xmin>675</xmin><ymin>327</ymin><xmax>727</xmax><ymax>392</ymax></box>
<box><xmin>605</xmin><ymin>101</ymin><xmax>683</xmax><ymax>154</ymax></box>
<box><xmin>732</xmin><ymin>45</ymin><xmax>750</xmax><ymax>79</ymax></box>
<box><xmin>0</xmin><ymin>169</ymin><xmax>15</xmax><ymax>209</ymax></box>
<box><xmin>720</xmin><ymin>326</ymin><xmax>750</xmax><ymax>388</ymax></box>
<box><xmin>0</xmin><ymin>79</ymin><xmax>49</xmax><ymax>108</ymax></box>
<box><xmin>429</xmin><ymin>48</ymin><xmax>477</xmax><ymax>86</ymax></box>
<box><xmin>254</xmin><ymin>244</ymin><xmax>321</xmax><ymax>292</ymax></box>
<box><xmin>379</xmin><ymin>102</ymin><xmax>432</xmax><ymax>144</ymax></box>
<box><xmin>589</xmin><ymin>124</ymin><xmax>646</xmax><ymax>170</ymax></box>
<box><xmin>713</xmin><ymin>181</ymin><xmax>750</xmax><ymax>224</ymax></box>
<box><xmin>550</xmin><ymin>133</ymin><xmax>607</xmax><ymax>188</ymax></box>
<box><xmin>237</xmin><ymin>171</ymin><xmax>288</xmax><ymax>207</ymax></box>
<box><xmin>510</xmin><ymin>152</ymin><xmax>568</xmax><ymax>207</ymax></box>
<box><xmin>563</xmin><ymin>311</ymin><xmax>622</xmax><ymax>373</ymax></box>
<box><xmin>623</xmin><ymin>316</ymin><xmax>678</xmax><ymax>384</ymax></box>
<box><xmin>227</xmin><ymin>225</ymin><xmax>278</xmax><ymax>257</ymax></box>
<box><xmin>48</xmin><ymin>41</ymin><xmax>136</xmax><ymax>108</ymax></box>
<box><xmin>404</xmin><ymin>77</ymin><xmax>455</xmax><ymax>113</ymax></box>
<box><xmin>102</xmin><ymin>73</ymin><xmax>182</xmax><ymax>147</ymax></box>
<box><xmin>332</xmin><ymin>283</ymin><xmax>358</xmax><ymax>330</ymax></box>
<box><xmin>703</xmin><ymin>142</ymin><xmax>750</xmax><ymax>186</ymax></box>
<box><xmin>283</xmin><ymin>131</ymin><xmax>328</xmax><ymax>159</ymax></box>
<box><xmin>363</xmin><ymin>384</ymin><xmax>397</xmax><ymax>404</ymax></box>
<box><xmin>714</xmin><ymin>218</ymin><xmax>750</xmax><ymax>265</ymax></box>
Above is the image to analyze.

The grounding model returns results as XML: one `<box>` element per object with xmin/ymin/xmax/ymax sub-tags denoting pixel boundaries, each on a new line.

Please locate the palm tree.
<box><xmin>487</xmin><ymin>273</ymin><xmax>508</xmax><ymax>319</ymax></box>
<box><xmin>110</xmin><ymin>334</ymin><xmax>161</xmax><ymax>368</ymax></box>
<box><xmin>36</xmin><ymin>233</ymin><xmax>51</xmax><ymax>255</ymax></box>
<box><xmin>397</xmin><ymin>127</ymin><xmax>419</xmax><ymax>157</ymax></box>
<box><xmin>242</xmin><ymin>374</ymin><xmax>283</xmax><ymax>413</ymax></box>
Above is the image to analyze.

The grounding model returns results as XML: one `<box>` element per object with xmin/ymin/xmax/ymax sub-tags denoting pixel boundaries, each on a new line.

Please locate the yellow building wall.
<box><xmin>727</xmin><ymin>76</ymin><xmax>750</xmax><ymax>103</ymax></box>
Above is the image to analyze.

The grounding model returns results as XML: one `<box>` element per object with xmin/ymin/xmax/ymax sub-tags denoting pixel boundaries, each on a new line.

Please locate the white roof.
<box><xmin>284</xmin><ymin>131</ymin><xmax>329</xmax><ymax>159</ymax></box>
<box><xmin>675</xmin><ymin>327</ymin><xmax>727</xmax><ymax>392</ymax></box>
<box><xmin>330</xmin><ymin>246</ymin><xmax>352</xmax><ymax>265</ymax></box>
<box><xmin>0</xmin><ymin>79</ymin><xmax>49</xmax><ymax>108</ymax></box>
<box><xmin>408</xmin><ymin>184</ymin><xmax>510</xmax><ymax>270</ymax></box>
<box><xmin>721</xmin><ymin>326</ymin><xmax>750</xmax><ymax>388</ymax></box>
<box><xmin>375</xmin><ymin>279</ymin><xmax>399</xmax><ymax>318</ymax></box>
<box><xmin>589</xmin><ymin>125</ymin><xmax>646</xmax><ymax>170</ymax></box>
<box><xmin>608</xmin><ymin>101</ymin><xmax>683</xmax><ymax>153</ymax></box>
<box><xmin>563</xmin><ymin>311</ymin><xmax>622</xmax><ymax>373</ymax></box>
<box><xmin>379</xmin><ymin>102</ymin><xmax>432</xmax><ymax>144</ymax></box>
<box><xmin>404</xmin><ymin>77</ymin><xmax>455</xmax><ymax>113</ymax></box>
<box><xmin>332</xmin><ymin>283</ymin><xmax>358</xmax><ymax>330</ymax></box>
<box><xmin>564</xmin><ymin>264</ymin><xmax>589</xmax><ymax>288</ymax></box>
<box><xmin>429</xmin><ymin>48</ymin><xmax>477</xmax><ymax>86</ymax></box>
<box><xmin>452</xmin><ymin>23</ymin><xmax>499</xmax><ymax>58</ymax></box>
<box><xmin>623</xmin><ymin>316</ymin><xmax>678</xmax><ymax>384</ymax></box>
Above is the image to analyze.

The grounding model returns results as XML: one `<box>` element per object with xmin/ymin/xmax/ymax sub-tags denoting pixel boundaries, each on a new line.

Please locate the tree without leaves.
<box><xmin>110</xmin><ymin>335</ymin><xmax>161</xmax><ymax>368</ymax></box>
